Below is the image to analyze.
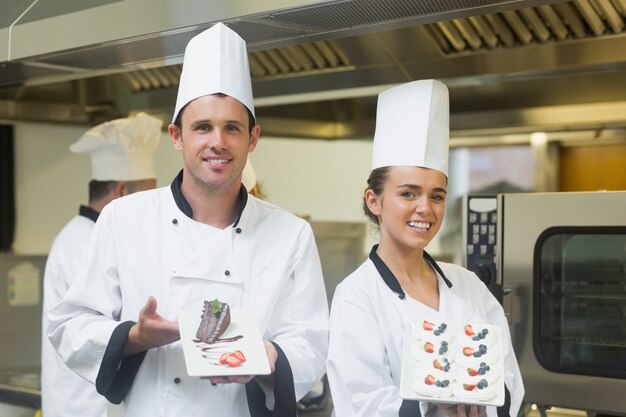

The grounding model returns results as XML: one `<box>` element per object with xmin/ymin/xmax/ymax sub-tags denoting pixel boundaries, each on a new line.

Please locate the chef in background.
<box><xmin>41</xmin><ymin>112</ymin><xmax>162</xmax><ymax>417</ymax></box>
<box><xmin>326</xmin><ymin>79</ymin><xmax>524</xmax><ymax>417</ymax></box>
<box><xmin>47</xmin><ymin>22</ymin><xmax>328</xmax><ymax>417</ymax></box>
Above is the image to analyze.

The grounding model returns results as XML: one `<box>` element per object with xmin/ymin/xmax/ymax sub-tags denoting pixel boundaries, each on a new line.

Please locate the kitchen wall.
<box><xmin>12</xmin><ymin>121</ymin><xmax>431</xmax><ymax>257</ymax></box>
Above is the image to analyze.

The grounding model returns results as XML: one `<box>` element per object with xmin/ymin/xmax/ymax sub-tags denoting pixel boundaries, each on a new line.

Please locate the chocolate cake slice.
<box><xmin>196</xmin><ymin>299</ymin><xmax>231</xmax><ymax>343</ymax></box>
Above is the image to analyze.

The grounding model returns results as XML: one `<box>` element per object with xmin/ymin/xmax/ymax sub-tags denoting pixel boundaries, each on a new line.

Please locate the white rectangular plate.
<box><xmin>178</xmin><ymin>308</ymin><xmax>271</xmax><ymax>377</ymax></box>
<box><xmin>399</xmin><ymin>321</ymin><xmax>504</xmax><ymax>407</ymax></box>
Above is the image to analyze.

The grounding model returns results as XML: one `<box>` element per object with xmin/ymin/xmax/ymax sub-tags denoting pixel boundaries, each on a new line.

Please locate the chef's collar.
<box><xmin>79</xmin><ymin>205</ymin><xmax>99</xmax><ymax>223</ymax></box>
<box><xmin>169</xmin><ymin>169</ymin><xmax>248</xmax><ymax>227</ymax></box>
<box><xmin>369</xmin><ymin>244</ymin><xmax>452</xmax><ymax>300</ymax></box>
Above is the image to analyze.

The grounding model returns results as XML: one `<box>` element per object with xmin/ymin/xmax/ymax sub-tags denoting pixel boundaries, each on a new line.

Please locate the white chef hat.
<box><xmin>172</xmin><ymin>22</ymin><xmax>254</xmax><ymax>123</ymax></box>
<box><xmin>70</xmin><ymin>112</ymin><xmax>163</xmax><ymax>181</ymax></box>
<box><xmin>371</xmin><ymin>79</ymin><xmax>450</xmax><ymax>176</ymax></box>
<box><xmin>242</xmin><ymin>157</ymin><xmax>257</xmax><ymax>191</ymax></box>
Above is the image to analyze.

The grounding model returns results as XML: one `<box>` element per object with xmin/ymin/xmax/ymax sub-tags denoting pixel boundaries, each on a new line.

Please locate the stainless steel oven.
<box><xmin>463</xmin><ymin>191</ymin><xmax>626</xmax><ymax>415</ymax></box>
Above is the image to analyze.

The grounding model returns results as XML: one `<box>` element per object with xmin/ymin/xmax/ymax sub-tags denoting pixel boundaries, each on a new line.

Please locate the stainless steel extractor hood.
<box><xmin>2</xmin><ymin>0</ymin><xmax>626</xmax><ymax>145</ymax></box>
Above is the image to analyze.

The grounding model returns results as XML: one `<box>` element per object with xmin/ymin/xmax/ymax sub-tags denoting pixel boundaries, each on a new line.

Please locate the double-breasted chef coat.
<box><xmin>327</xmin><ymin>246</ymin><xmax>524</xmax><ymax>417</ymax></box>
<box><xmin>48</xmin><ymin>171</ymin><xmax>329</xmax><ymax>417</ymax></box>
<box><xmin>41</xmin><ymin>206</ymin><xmax>108</xmax><ymax>417</ymax></box>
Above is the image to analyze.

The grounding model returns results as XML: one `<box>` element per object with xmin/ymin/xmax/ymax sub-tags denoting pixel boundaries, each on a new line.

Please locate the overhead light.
<box><xmin>424</xmin><ymin>24</ymin><xmax>453</xmax><ymax>53</ymax></box>
<box><xmin>592</xmin><ymin>0</ymin><xmax>624</xmax><ymax>33</ymax></box>
<box><xmin>452</xmin><ymin>19</ymin><xmax>482</xmax><ymax>50</ymax></box>
<box><xmin>537</xmin><ymin>5</ymin><xmax>568</xmax><ymax>41</ymax></box>
<box><xmin>612</xmin><ymin>0</ymin><xmax>626</xmax><ymax>15</ymax></box>
<box><xmin>553</xmin><ymin>3</ymin><xmax>587</xmax><ymax>38</ymax></box>
<box><xmin>502</xmin><ymin>10</ymin><xmax>534</xmax><ymax>45</ymax></box>
<box><xmin>468</xmin><ymin>16</ymin><xmax>499</xmax><ymax>48</ymax></box>
<box><xmin>249</xmin><ymin>54</ymin><xmax>267</xmax><ymax>78</ymax></box>
<box><xmin>275</xmin><ymin>48</ymin><xmax>301</xmax><ymax>72</ymax></box>
<box><xmin>265</xmin><ymin>49</ymin><xmax>290</xmax><ymax>74</ymax></box>
<box><xmin>435</xmin><ymin>21</ymin><xmax>466</xmax><ymax>51</ymax></box>
<box><xmin>301</xmin><ymin>43</ymin><xmax>326</xmax><ymax>69</ymax></box>
<box><xmin>530</xmin><ymin>131</ymin><xmax>548</xmax><ymax>146</ymax></box>
<box><xmin>483</xmin><ymin>14</ymin><xmax>516</xmax><ymax>47</ymax></box>
<box><xmin>286</xmin><ymin>46</ymin><xmax>314</xmax><ymax>71</ymax></box>
<box><xmin>253</xmin><ymin>51</ymin><xmax>279</xmax><ymax>76</ymax></box>
<box><xmin>519</xmin><ymin>8</ymin><xmax>551</xmax><ymax>42</ymax></box>
<box><xmin>574</xmin><ymin>0</ymin><xmax>606</xmax><ymax>35</ymax></box>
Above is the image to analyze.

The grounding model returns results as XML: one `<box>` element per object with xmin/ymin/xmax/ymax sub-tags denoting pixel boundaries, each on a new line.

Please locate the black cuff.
<box><xmin>399</xmin><ymin>399</ymin><xmax>422</xmax><ymax>417</ymax></box>
<box><xmin>497</xmin><ymin>385</ymin><xmax>511</xmax><ymax>417</ymax></box>
<box><xmin>95</xmin><ymin>320</ymin><xmax>147</xmax><ymax>404</ymax></box>
<box><xmin>245</xmin><ymin>342</ymin><xmax>296</xmax><ymax>417</ymax></box>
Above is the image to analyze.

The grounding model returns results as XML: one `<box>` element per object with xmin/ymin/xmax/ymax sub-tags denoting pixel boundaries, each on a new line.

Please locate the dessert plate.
<box><xmin>178</xmin><ymin>308</ymin><xmax>271</xmax><ymax>377</ymax></box>
<box><xmin>399</xmin><ymin>320</ymin><xmax>505</xmax><ymax>407</ymax></box>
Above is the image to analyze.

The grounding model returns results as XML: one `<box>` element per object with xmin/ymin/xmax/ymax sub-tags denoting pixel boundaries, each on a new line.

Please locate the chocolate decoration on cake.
<box><xmin>196</xmin><ymin>299</ymin><xmax>231</xmax><ymax>344</ymax></box>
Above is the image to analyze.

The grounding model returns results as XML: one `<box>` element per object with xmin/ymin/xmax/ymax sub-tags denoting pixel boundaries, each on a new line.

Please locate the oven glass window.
<box><xmin>534</xmin><ymin>227</ymin><xmax>626</xmax><ymax>378</ymax></box>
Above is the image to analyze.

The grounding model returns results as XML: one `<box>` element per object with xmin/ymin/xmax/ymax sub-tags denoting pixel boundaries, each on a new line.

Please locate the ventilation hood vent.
<box><xmin>2</xmin><ymin>0</ymin><xmax>626</xmax><ymax>140</ymax></box>
<box><xmin>1</xmin><ymin>0</ymin><xmax>550</xmax><ymax>88</ymax></box>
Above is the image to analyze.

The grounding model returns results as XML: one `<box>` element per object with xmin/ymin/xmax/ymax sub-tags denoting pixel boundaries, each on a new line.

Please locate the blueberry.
<box><xmin>442</xmin><ymin>380</ymin><xmax>449</xmax><ymax>387</ymax></box>
<box><xmin>477</xmin><ymin>381</ymin><xmax>484</xmax><ymax>389</ymax></box>
<box><xmin>434</xmin><ymin>330</ymin><xmax>440</xmax><ymax>336</ymax></box>
<box><xmin>441</xmin><ymin>341</ymin><xmax>448</xmax><ymax>347</ymax></box>
<box><xmin>472</xmin><ymin>336</ymin><xmax>481</xmax><ymax>341</ymax></box>
<box><xmin>482</xmin><ymin>329</ymin><xmax>489</xmax><ymax>335</ymax></box>
<box><xmin>435</xmin><ymin>380</ymin><xmax>441</xmax><ymax>387</ymax></box>
<box><xmin>479</xmin><ymin>368</ymin><xmax>485</xmax><ymax>375</ymax></box>
<box><xmin>440</xmin><ymin>323</ymin><xmax>447</xmax><ymax>329</ymax></box>
<box><xmin>479</xmin><ymin>379</ymin><xmax>488</xmax><ymax>387</ymax></box>
<box><xmin>444</xmin><ymin>365</ymin><xmax>450</xmax><ymax>372</ymax></box>
<box><xmin>439</xmin><ymin>346</ymin><xmax>448</xmax><ymax>355</ymax></box>
<box><xmin>480</xmin><ymin>362</ymin><xmax>486</xmax><ymax>367</ymax></box>
<box><xmin>485</xmin><ymin>365</ymin><xmax>491</xmax><ymax>371</ymax></box>
<box><xmin>479</xmin><ymin>333</ymin><xmax>485</xmax><ymax>339</ymax></box>
<box><xmin>473</xmin><ymin>351</ymin><xmax>481</xmax><ymax>357</ymax></box>
<box><xmin>443</xmin><ymin>358</ymin><xmax>449</xmax><ymax>365</ymax></box>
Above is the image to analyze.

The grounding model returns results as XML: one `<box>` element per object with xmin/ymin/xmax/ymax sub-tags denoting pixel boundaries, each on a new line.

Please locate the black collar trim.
<box><xmin>79</xmin><ymin>205</ymin><xmax>99</xmax><ymax>223</ymax></box>
<box><xmin>368</xmin><ymin>245</ymin><xmax>452</xmax><ymax>300</ymax></box>
<box><xmin>169</xmin><ymin>169</ymin><xmax>248</xmax><ymax>227</ymax></box>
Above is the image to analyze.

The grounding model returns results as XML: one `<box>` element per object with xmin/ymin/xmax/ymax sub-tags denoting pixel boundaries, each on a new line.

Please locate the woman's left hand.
<box><xmin>433</xmin><ymin>403</ymin><xmax>486</xmax><ymax>417</ymax></box>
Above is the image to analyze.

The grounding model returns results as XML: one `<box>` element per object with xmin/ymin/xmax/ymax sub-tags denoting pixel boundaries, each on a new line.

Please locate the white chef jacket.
<box><xmin>48</xmin><ymin>172</ymin><xmax>329</xmax><ymax>417</ymax></box>
<box><xmin>41</xmin><ymin>206</ymin><xmax>108</xmax><ymax>417</ymax></box>
<box><xmin>327</xmin><ymin>246</ymin><xmax>524</xmax><ymax>417</ymax></box>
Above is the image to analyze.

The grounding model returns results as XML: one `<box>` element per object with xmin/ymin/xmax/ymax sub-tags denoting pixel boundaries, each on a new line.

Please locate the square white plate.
<box><xmin>399</xmin><ymin>320</ymin><xmax>504</xmax><ymax>407</ymax></box>
<box><xmin>178</xmin><ymin>308</ymin><xmax>271</xmax><ymax>377</ymax></box>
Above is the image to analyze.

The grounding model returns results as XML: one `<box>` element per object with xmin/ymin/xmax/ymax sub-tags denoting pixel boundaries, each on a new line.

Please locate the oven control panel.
<box><xmin>463</xmin><ymin>195</ymin><xmax>498</xmax><ymax>286</ymax></box>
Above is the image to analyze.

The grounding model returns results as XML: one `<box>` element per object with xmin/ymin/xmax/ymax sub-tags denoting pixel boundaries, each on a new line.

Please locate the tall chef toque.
<box><xmin>70</xmin><ymin>112</ymin><xmax>163</xmax><ymax>181</ymax></box>
<box><xmin>172</xmin><ymin>22</ymin><xmax>254</xmax><ymax>123</ymax></box>
<box><xmin>371</xmin><ymin>79</ymin><xmax>450</xmax><ymax>176</ymax></box>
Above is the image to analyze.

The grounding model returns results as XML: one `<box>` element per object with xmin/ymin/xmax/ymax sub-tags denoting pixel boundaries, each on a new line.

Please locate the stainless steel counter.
<box><xmin>0</xmin><ymin>369</ymin><xmax>40</xmax><ymax>410</ymax></box>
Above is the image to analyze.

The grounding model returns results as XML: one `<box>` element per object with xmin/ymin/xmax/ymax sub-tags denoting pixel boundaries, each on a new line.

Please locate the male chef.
<box><xmin>48</xmin><ymin>22</ymin><xmax>329</xmax><ymax>417</ymax></box>
<box><xmin>41</xmin><ymin>112</ymin><xmax>162</xmax><ymax>417</ymax></box>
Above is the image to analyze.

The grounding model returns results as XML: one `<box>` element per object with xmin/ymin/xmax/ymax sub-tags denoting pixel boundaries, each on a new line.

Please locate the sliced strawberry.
<box><xmin>424</xmin><ymin>375</ymin><xmax>436</xmax><ymax>385</ymax></box>
<box><xmin>226</xmin><ymin>355</ymin><xmax>244</xmax><ymax>367</ymax></box>
<box><xmin>463</xmin><ymin>347</ymin><xmax>474</xmax><ymax>357</ymax></box>
<box><xmin>423</xmin><ymin>342</ymin><xmax>434</xmax><ymax>353</ymax></box>
<box><xmin>433</xmin><ymin>359</ymin><xmax>444</xmax><ymax>370</ymax></box>
<box><xmin>219</xmin><ymin>352</ymin><xmax>231</xmax><ymax>364</ymax></box>
<box><xmin>467</xmin><ymin>367</ymin><xmax>479</xmax><ymax>376</ymax></box>
<box><xmin>463</xmin><ymin>383</ymin><xmax>476</xmax><ymax>391</ymax></box>
<box><xmin>464</xmin><ymin>324</ymin><xmax>474</xmax><ymax>336</ymax></box>
<box><xmin>232</xmin><ymin>350</ymin><xmax>246</xmax><ymax>362</ymax></box>
<box><xmin>423</xmin><ymin>320</ymin><xmax>435</xmax><ymax>331</ymax></box>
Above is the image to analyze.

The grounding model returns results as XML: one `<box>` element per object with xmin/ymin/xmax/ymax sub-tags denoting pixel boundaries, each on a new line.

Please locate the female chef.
<box><xmin>326</xmin><ymin>79</ymin><xmax>524</xmax><ymax>417</ymax></box>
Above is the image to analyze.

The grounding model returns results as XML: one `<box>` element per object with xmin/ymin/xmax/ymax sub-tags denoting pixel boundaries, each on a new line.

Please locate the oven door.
<box><xmin>500</xmin><ymin>191</ymin><xmax>626</xmax><ymax>414</ymax></box>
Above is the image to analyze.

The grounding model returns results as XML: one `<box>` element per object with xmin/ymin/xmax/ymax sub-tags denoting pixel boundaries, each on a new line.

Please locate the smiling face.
<box><xmin>168</xmin><ymin>94</ymin><xmax>260</xmax><ymax>193</ymax></box>
<box><xmin>365</xmin><ymin>166</ymin><xmax>447</xmax><ymax>252</ymax></box>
